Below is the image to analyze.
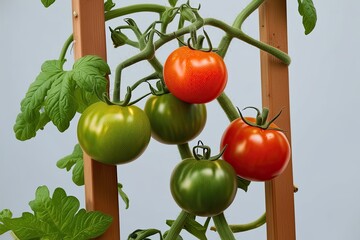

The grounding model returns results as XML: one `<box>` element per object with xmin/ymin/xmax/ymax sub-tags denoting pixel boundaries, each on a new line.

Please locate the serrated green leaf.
<box><xmin>41</xmin><ymin>0</ymin><xmax>56</xmax><ymax>8</ymax></box>
<box><xmin>74</xmin><ymin>87</ymin><xmax>101</xmax><ymax>113</ymax></box>
<box><xmin>237</xmin><ymin>176</ymin><xmax>251</xmax><ymax>192</ymax></box>
<box><xmin>44</xmin><ymin>72</ymin><xmax>77</xmax><ymax>132</ymax></box>
<box><xmin>0</xmin><ymin>186</ymin><xmax>112</xmax><ymax>239</ymax></box>
<box><xmin>0</xmin><ymin>210</ymin><xmax>12</xmax><ymax>220</ymax></box>
<box><xmin>72</xmin><ymin>161</ymin><xmax>85</xmax><ymax>186</ymax></box>
<box><xmin>69</xmin><ymin>209</ymin><xmax>112</xmax><ymax>240</ymax></box>
<box><xmin>13</xmin><ymin>112</ymin><xmax>39</xmax><ymax>141</ymax></box>
<box><xmin>168</xmin><ymin>0</ymin><xmax>178</xmax><ymax>7</ymax></box>
<box><xmin>118</xmin><ymin>183</ymin><xmax>130</xmax><ymax>209</ymax></box>
<box><xmin>37</xmin><ymin>111</ymin><xmax>51</xmax><ymax>130</ymax></box>
<box><xmin>14</xmin><ymin>55</ymin><xmax>108</xmax><ymax>141</ymax></box>
<box><xmin>20</xmin><ymin>60</ymin><xmax>65</xmax><ymax>122</ymax></box>
<box><xmin>57</xmin><ymin>144</ymin><xmax>84</xmax><ymax>186</ymax></box>
<box><xmin>297</xmin><ymin>0</ymin><xmax>317</xmax><ymax>35</ymax></box>
<box><xmin>72</xmin><ymin>55</ymin><xmax>109</xmax><ymax>92</ymax></box>
<box><xmin>14</xmin><ymin>59</ymin><xmax>65</xmax><ymax>140</ymax></box>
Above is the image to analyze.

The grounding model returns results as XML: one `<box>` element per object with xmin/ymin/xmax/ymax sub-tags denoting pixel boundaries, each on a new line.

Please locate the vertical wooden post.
<box><xmin>259</xmin><ymin>0</ymin><xmax>296</xmax><ymax>240</ymax></box>
<box><xmin>72</xmin><ymin>0</ymin><xmax>120</xmax><ymax>239</ymax></box>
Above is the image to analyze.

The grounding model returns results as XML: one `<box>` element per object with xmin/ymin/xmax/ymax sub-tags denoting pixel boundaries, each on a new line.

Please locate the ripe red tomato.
<box><xmin>163</xmin><ymin>46</ymin><xmax>228</xmax><ymax>104</ymax></box>
<box><xmin>220</xmin><ymin>117</ymin><xmax>291</xmax><ymax>181</ymax></box>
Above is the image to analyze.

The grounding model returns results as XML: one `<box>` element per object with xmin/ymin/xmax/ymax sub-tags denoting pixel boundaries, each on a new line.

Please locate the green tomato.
<box><xmin>170</xmin><ymin>158</ymin><xmax>238</xmax><ymax>217</ymax></box>
<box><xmin>77</xmin><ymin>101</ymin><xmax>151</xmax><ymax>165</ymax></box>
<box><xmin>144</xmin><ymin>94</ymin><xmax>207</xmax><ymax>144</ymax></box>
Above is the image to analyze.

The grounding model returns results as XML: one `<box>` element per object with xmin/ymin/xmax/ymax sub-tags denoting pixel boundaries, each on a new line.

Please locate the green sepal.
<box><xmin>237</xmin><ymin>176</ymin><xmax>251</xmax><ymax>192</ymax></box>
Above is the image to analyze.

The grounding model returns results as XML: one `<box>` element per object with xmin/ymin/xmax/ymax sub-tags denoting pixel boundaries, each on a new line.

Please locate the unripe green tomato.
<box><xmin>170</xmin><ymin>158</ymin><xmax>238</xmax><ymax>217</ymax></box>
<box><xmin>144</xmin><ymin>94</ymin><xmax>207</xmax><ymax>144</ymax></box>
<box><xmin>77</xmin><ymin>101</ymin><xmax>151</xmax><ymax>165</ymax></box>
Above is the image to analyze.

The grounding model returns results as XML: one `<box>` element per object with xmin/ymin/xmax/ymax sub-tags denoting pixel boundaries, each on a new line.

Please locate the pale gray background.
<box><xmin>1</xmin><ymin>0</ymin><xmax>359</xmax><ymax>239</ymax></box>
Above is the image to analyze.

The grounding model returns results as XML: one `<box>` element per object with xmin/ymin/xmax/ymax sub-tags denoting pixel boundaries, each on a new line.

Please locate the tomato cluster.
<box><xmin>77</xmin><ymin>46</ymin><xmax>291</xmax><ymax>217</ymax></box>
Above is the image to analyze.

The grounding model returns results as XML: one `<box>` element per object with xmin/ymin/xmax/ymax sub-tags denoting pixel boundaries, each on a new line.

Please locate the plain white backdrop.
<box><xmin>1</xmin><ymin>0</ymin><xmax>359</xmax><ymax>239</ymax></box>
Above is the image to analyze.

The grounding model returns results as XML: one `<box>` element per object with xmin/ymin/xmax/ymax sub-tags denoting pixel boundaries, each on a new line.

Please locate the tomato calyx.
<box><xmin>192</xmin><ymin>141</ymin><xmax>226</xmax><ymax>161</ymax></box>
<box><xmin>237</xmin><ymin>106</ymin><xmax>284</xmax><ymax>131</ymax></box>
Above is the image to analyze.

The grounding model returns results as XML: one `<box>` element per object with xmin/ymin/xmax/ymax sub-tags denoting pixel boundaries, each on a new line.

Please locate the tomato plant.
<box><xmin>5</xmin><ymin>0</ymin><xmax>318</xmax><ymax>239</ymax></box>
<box><xmin>144</xmin><ymin>93</ymin><xmax>207</xmax><ymax>144</ymax></box>
<box><xmin>220</xmin><ymin>108</ymin><xmax>291</xmax><ymax>181</ymax></box>
<box><xmin>170</xmin><ymin>145</ymin><xmax>237</xmax><ymax>217</ymax></box>
<box><xmin>77</xmin><ymin>101</ymin><xmax>151</xmax><ymax>165</ymax></box>
<box><xmin>163</xmin><ymin>46</ymin><xmax>228</xmax><ymax>104</ymax></box>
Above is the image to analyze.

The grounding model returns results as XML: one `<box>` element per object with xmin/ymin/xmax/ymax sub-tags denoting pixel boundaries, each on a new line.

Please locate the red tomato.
<box><xmin>163</xmin><ymin>46</ymin><xmax>228</xmax><ymax>104</ymax></box>
<box><xmin>220</xmin><ymin>117</ymin><xmax>291</xmax><ymax>181</ymax></box>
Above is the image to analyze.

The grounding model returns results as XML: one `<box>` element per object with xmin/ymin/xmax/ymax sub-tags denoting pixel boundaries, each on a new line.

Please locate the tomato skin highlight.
<box><xmin>144</xmin><ymin>94</ymin><xmax>207</xmax><ymax>144</ymax></box>
<box><xmin>77</xmin><ymin>101</ymin><xmax>151</xmax><ymax>165</ymax></box>
<box><xmin>170</xmin><ymin>158</ymin><xmax>237</xmax><ymax>217</ymax></box>
<box><xmin>220</xmin><ymin>117</ymin><xmax>291</xmax><ymax>181</ymax></box>
<box><xmin>163</xmin><ymin>46</ymin><xmax>228</xmax><ymax>104</ymax></box>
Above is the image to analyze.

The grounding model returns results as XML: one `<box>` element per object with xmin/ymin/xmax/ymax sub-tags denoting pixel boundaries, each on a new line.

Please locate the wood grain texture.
<box><xmin>259</xmin><ymin>0</ymin><xmax>296</xmax><ymax>239</ymax></box>
<box><xmin>72</xmin><ymin>0</ymin><xmax>120</xmax><ymax>239</ymax></box>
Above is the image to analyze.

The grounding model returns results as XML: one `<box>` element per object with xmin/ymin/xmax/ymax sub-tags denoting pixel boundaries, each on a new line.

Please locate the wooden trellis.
<box><xmin>71</xmin><ymin>0</ymin><xmax>296</xmax><ymax>239</ymax></box>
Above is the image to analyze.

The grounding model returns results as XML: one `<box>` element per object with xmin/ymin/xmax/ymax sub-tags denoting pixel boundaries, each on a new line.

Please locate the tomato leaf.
<box><xmin>297</xmin><ymin>0</ymin><xmax>317</xmax><ymax>35</ymax></box>
<box><xmin>14</xmin><ymin>55</ymin><xmax>108</xmax><ymax>141</ymax></box>
<box><xmin>44</xmin><ymin>72</ymin><xmax>77</xmax><ymax>132</ymax></box>
<box><xmin>72</xmin><ymin>55</ymin><xmax>109</xmax><ymax>93</ymax></box>
<box><xmin>0</xmin><ymin>186</ymin><xmax>112</xmax><ymax>239</ymax></box>
<box><xmin>41</xmin><ymin>0</ymin><xmax>56</xmax><ymax>8</ymax></box>
<box><xmin>57</xmin><ymin>144</ymin><xmax>84</xmax><ymax>186</ymax></box>
<box><xmin>237</xmin><ymin>176</ymin><xmax>251</xmax><ymax>192</ymax></box>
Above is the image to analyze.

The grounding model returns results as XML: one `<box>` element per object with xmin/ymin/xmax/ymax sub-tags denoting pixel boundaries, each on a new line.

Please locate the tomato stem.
<box><xmin>58</xmin><ymin>34</ymin><xmax>74</xmax><ymax>62</ymax></box>
<box><xmin>210</xmin><ymin>212</ymin><xmax>266</xmax><ymax>233</ymax></box>
<box><xmin>164</xmin><ymin>210</ymin><xmax>190</xmax><ymax>240</ymax></box>
<box><xmin>212</xmin><ymin>213</ymin><xmax>236</xmax><ymax>240</ymax></box>
<box><xmin>177</xmin><ymin>143</ymin><xmax>193</xmax><ymax>160</ymax></box>
<box><xmin>216</xmin><ymin>92</ymin><xmax>240</xmax><ymax>122</ymax></box>
<box><xmin>229</xmin><ymin>212</ymin><xmax>266</xmax><ymax>232</ymax></box>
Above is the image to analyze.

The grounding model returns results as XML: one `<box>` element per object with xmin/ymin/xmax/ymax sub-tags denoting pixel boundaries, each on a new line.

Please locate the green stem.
<box><xmin>212</xmin><ymin>213</ymin><xmax>236</xmax><ymax>240</ymax></box>
<box><xmin>58</xmin><ymin>34</ymin><xmax>74</xmax><ymax>61</ymax></box>
<box><xmin>204</xmin><ymin>18</ymin><xmax>291</xmax><ymax>65</ymax></box>
<box><xmin>228</xmin><ymin>212</ymin><xmax>266</xmax><ymax>233</ymax></box>
<box><xmin>164</xmin><ymin>210</ymin><xmax>190</xmax><ymax>240</ymax></box>
<box><xmin>177</xmin><ymin>143</ymin><xmax>193</xmax><ymax>160</ymax></box>
<box><xmin>104</xmin><ymin>4</ymin><xmax>167</xmax><ymax>21</ymax></box>
<box><xmin>217</xmin><ymin>0</ymin><xmax>265</xmax><ymax>59</ymax></box>
<box><xmin>216</xmin><ymin>92</ymin><xmax>240</xmax><ymax>122</ymax></box>
<box><xmin>57</xmin><ymin>4</ymin><xmax>168</xmax><ymax>63</ymax></box>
